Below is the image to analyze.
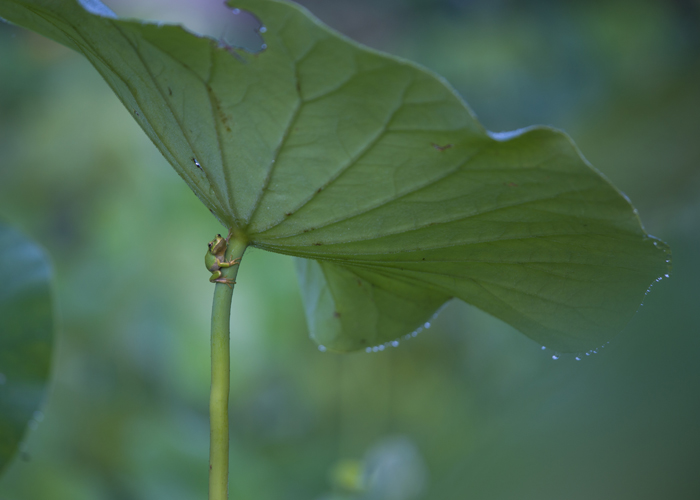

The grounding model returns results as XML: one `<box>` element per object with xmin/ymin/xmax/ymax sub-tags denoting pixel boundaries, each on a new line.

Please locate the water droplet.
<box><xmin>33</xmin><ymin>411</ymin><xmax>44</xmax><ymax>422</ymax></box>
<box><xmin>232</xmin><ymin>8</ymin><xmax>240</xmax><ymax>14</ymax></box>
<box><xmin>424</xmin><ymin>322</ymin><xmax>431</xmax><ymax>329</ymax></box>
<box><xmin>664</xmin><ymin>274</ymin><xmax>670</xmax><ymax>278</ymax></box>
<box><xmin>378</xmin><ymin>344</ymin><xmax>385</xmax><ymax>351</ymax></box>
<box><xmin>391</xmin><ymin>340</ymin><xmax>399</xmax><ymax>347</ymax></box>
<box><xmin>318</xmin><ymin>345</ymin><xmax>326</xmax><ymax>352</ymax></box>
<box><xmin>28</xmin><ymin>419</ymin><xmax>39</xmax><ymax>430</ymax></box>
<box><xmin>404</xmin><ymin>334</ymin><xmax>411</xmax><ymax>340</ymax></box>
<box><xmin>0</xmin><ymin>373</ymin><xmax>5</xmax><ymax>385</ymax></box>
<box><xmin>575</xmin><ymin>356</ymin><xmax>581</xmax><ymax>361</ymax></box>
<box><xmin>372</xmin><ymin>346</ymin><xmax>379</xmax><ymax>352</ymax></box>
<box><xmin>411</xmin><ymin>331</ymin><xmax>418</xmax><ymax>337</ymax></box>
<box><xmin>259</xmin><ymin>26</ymin><xmax>267</xmax><ymax>33</ymax></box>
<box><xmin>552</xmin><ymin>355</ymin><xmax>559</xmax><ymax>360</ymax></box>
<box><xmin>541</xmin><ymin>346</ymin><xmax>546</xmax><ymax>350</ymax></box>
<box><xmin>585</xmin><ymin>352</ymin><xmax>590</xmax><ymax>356</ymax></box>
<box><xmin>261</xmin><ymin>43</ymin><xmax>268</xmax><ymax>49</ymax></box>
<box><xmin>366</xmin><ymin>347</ymin><xmax>372</xmax><ymax>353</ymax></box>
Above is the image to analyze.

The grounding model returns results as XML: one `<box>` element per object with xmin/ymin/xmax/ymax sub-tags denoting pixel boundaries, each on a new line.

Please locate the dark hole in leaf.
<box><xmin>220</xmin><ymin>6</ymin><xmax>266</xmax><ymax>53</ymax></box>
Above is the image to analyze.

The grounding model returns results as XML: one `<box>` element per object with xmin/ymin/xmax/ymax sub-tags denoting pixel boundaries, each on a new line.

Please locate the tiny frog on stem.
<box><xmin>205</xmin><ymin>230</ymin><xmax>240</xmax><ymax>287</ymax></box>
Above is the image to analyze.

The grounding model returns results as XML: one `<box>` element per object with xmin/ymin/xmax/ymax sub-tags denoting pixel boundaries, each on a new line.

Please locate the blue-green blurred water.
<box><xmin>0</xmin><ymin>0</ymin><xmax>698</xmax><ymax>499</ymax></box>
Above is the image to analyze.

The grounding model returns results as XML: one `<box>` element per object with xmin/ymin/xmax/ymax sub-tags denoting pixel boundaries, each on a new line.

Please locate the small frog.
<box><xmin>205</xmin><ymin>231</ymin><xmax>240</xmax><ymax>287</ymax></box>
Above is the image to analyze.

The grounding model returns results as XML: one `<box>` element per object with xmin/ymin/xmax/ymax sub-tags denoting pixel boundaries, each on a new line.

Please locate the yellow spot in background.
<box><xmin>330</xmin><ymin>458</ymin><xmax>366</xmax><ymax>493</ymax></box>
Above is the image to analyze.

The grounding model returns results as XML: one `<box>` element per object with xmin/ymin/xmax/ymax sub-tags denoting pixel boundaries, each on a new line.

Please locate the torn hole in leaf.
<box><xmin>220</xmin><ymin>5</ymin><xmax>266</xmax><ymax>53</ymax></box>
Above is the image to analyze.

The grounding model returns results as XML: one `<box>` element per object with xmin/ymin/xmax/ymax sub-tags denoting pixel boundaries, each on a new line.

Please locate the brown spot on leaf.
<box><xmin>313</xmin><ymin>242</ymin><xmax>323</xmax><ymax>246</ymax></box>
<box><xmin>209</xmin><ymin>92</ymin><xmax>231</xmax><ymax>126</ymax></box>
<box><xmin>168</xmin><ymin>86</ymin><xmax>172</xmax><ymax>96</ymax></box>
<box><xmin>431</xmin><ymin>143</ymin><xmax>453</xmax><ymax>152</ymax></box>
<box><xmin>333</xmin><ymin>311</ymin><xmax>341</xmax><ymax>318</ymax></box>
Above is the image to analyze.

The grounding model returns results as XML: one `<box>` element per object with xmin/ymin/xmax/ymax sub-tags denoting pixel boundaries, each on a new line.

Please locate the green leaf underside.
<box><xmin>0</xmin><ymin>0</ymin><xmax>670</xmax><ymax>352</ymax></box>
<box><xmin>0</xmin><ymin>223</ymin><xmax>53</xmax><ymax>475</ymax></box>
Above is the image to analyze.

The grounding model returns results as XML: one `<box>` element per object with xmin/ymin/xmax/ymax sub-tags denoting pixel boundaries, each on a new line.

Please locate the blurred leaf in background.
<box><xmin>0</xmin><ymin>1</ymin><xmax>698</xmax><ymax>499</ymax></box>
<box><xmin>0</xmin><ymin>222</ymin><xmax>53</xmax><ymax>476</ymax></box>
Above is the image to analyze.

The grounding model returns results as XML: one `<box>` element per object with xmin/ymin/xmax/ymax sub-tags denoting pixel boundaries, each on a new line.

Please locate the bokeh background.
<box><xmin>1</xmin><ymin>0</ymin><xmax>699</xmax><ymax>499</ymax></box>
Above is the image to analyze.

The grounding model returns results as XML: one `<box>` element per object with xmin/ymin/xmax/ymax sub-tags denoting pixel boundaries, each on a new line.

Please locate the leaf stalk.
<box><xmin>209</xmin><ymin>233</ymin><xmax>247</xmax><ymax>500</ymax></box>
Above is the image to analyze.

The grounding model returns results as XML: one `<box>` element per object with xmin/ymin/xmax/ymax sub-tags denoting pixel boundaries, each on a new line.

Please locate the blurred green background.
<box><xmin>1</xmin><ymin>0</ymin><xmax>699</xmax><ymax>499</ymax></box>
